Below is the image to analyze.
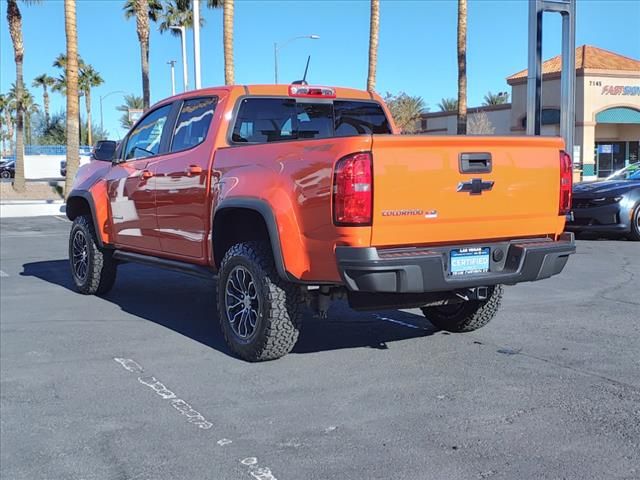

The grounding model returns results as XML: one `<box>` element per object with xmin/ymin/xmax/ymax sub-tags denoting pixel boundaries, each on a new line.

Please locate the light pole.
<box><xmin>274</xmin><ymin>34</ymin><xmax>320</xmax><ymax>84</ymax></box>
<box><xmin>170</xmin><ymin>25</ymin><xmax>189</xmax><ymax>91</ymax></box>
<box><xmin>168</xmin><ymin>60</ymin><xmax>177</xmax><ymax>95</ymax></box>
<box><xmin>192</xmin><ymin>0</ymin><xmax>202</xmax><ymax>89</ymax></box>
<box><xmin>99</xmin><ymin>90</ymin><xmax>126</xmax><ymax>133</ymax></box>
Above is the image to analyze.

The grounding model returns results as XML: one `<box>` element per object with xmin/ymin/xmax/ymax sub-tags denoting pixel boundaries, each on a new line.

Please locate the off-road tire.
<box><xmin>629</xmin><ymin>204</ymin><xmax>640</xmax><ymax>241</ymax></box>
<box><xmin>421</xmin><ymin>285</ymin><xmax>503</xmax><ymax>332</ymax></box>
<box><xmin>217</xmin><ymin>241</ymin><xmax>303</xmax><ymax>362</ymax></box>
<box><xmin>69</xmin><ymin>214</ymin><xmax>117</xmax><ymax>295</ymax></box>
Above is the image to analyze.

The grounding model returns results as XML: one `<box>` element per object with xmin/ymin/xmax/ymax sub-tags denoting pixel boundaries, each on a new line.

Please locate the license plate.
<box><xmin>450</xmin><ymin>247</ymin><xmax>490</xmax><ymax>276</ymax></box>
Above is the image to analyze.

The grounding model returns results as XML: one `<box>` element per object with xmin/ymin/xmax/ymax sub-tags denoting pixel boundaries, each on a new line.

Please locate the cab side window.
<box><xmin>123</xmin><ymin>104</ymin><xmax>172</xmax><ymax>160</ymax></box>
<box><xmin>231</xmin><ymin>98</ymin><xmax>297</xmax><ymax>143</ymax></box>
<box><xmin>334</xmin><ymin>101</ymin><xmax>391</xmax><ymax>136</ymax></box>
<box><xmin>170</xmin><ymin>97</ymin><xmax>217</xmax><ymax>152</ymax></box>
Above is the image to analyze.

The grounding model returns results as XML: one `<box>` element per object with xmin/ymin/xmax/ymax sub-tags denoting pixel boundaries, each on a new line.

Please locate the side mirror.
<box><xmin>92</xmin><ymin>140</ymin><xmax>117</xmax><ymax>162</ymax></box>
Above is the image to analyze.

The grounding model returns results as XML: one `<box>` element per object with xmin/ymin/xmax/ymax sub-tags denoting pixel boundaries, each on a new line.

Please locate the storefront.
<box><xmin>420</xmin><ymin>45</ymin><xmax>640</xmax><ymax>181</ymax></box>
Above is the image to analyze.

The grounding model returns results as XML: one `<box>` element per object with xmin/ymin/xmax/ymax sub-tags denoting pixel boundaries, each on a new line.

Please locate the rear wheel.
<box><xmin>69</xmin><ymin>215</ymin><xmax>117</xmax><ymax>295</ymax></box>
<box><xmin>217</xmin><ymin>241</ymin><xmax>303</xmax><ymax>361</ymax></box>
<box><xmin>421</xmin><ymin>285</ymin><xmax>503</xmax><ymax>332</ymax></box>
<box><xmin>629</xmin><ymin>204</ymin><xmax>640</xmax><ymax>241</ymax></box>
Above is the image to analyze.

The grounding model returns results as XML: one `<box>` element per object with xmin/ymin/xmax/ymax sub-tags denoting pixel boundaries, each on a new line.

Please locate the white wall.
<box><xmin>18</xmin><ymin>155</ymin><xmax>90</xmax><ymax>179</ymax></box>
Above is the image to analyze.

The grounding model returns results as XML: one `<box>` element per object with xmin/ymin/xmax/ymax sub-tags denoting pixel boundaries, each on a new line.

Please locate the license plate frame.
<box><xmin>449</xmin><ymin>247</ymin><xmax>490</xmax><ymax>276</ymax></box>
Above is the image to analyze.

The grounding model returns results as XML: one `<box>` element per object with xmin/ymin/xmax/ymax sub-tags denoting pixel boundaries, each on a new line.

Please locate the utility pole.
<box><xmin>169</xmin><ymin>25</ymin><xmax>189</xmax><ymax>91</ymax></box>
<box><xmin>192</xmin><ymin>0</ymin><xmax>202</xmax><ymax>89</ymax></box>
<box><xmin>168</xmin><ymin>60</ymin><xmax>177</xmax><ymax>96</ymax></box>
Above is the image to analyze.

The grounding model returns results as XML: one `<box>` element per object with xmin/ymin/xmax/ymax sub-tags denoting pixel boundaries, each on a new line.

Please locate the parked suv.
<box><xmin>66</xmin><ymin>84</ymin><xmax>576</xmax><ymax>361</ymax></box>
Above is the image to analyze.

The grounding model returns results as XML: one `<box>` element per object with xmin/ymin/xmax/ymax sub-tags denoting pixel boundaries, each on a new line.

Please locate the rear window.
<box><xmin>334</xmin><ymin>101</ymin><xmax>391</xmax><ymax>136</ymax></box>
<box><xmin>231</xmin><ymin>98</ymin><xmax>390</xmax><ymax>144</ymax></box>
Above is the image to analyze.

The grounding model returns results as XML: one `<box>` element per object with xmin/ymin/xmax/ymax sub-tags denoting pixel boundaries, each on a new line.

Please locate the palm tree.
<box><xmin>9</xmin><ymin>85</ymin><xmax>39</xmax><ymax>145</ymax></box>
<box><xmin>438</xmin><ymin>97</ymin><xmax>458</xmax><ymax>112</ymax></box>
<box><xmin>124</xmin><ymin>0</ymin><xmax>162</xmax><ymax>110</ymax></box>
<box><xmin>367</xmin><ymin>0</ymin><xmax>380</xmax><ymax>92</ymax></box>
<box><xmin>158</xmin><ymin>0</ymin><xmax>201</xmax><ymax>33</ymax></box>
<box><xmin>32</xmin><ymin>74</ymin><xmax>55</xmax><ymax>125</ymax></box>
<box><xmin>383</xmin><ymin>92</ymin><xmax>426</xmax><ymax>134</ymax></box>
<box><xmin>5</xmin><ymin>0</ymin><xmax>41</xmax><ymax>192</ymax></box>
<box><xmin>482</xmin><ymin>91</ymin><xmax>509</xmax><ymax>106</ymax></box>
<box><xmin>456</xmin><ymin>0</ymin><xmax>467</xmax><ymax>135</ymax></box>
<box><xmin>0</xmin><ymin>94</ymin><xmax>9</xmax><ymax>155</ymax></box>
<box><xmin>116</xmin><ymin>94</ymin><xmax>144</xmax><ymax>130</ymax></box>
<box><xmin>79</xmin><ymin>65</ymin><xmax>104</xmax><ymax>146</ymax></box>
<box><xmin>222</xmin><ymin>0</ymin><xmax>234</xmax><ymax>85</ymax></box>
<box><xmin>64</xmin><ymin>0</ymin><xmax>80</xmax><ymax>197</ymax></box>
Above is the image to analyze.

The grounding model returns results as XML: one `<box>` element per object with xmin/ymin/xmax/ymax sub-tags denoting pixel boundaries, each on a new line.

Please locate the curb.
<box><xmin>0</xmin><ymin>201</ymin><xmax>66</xmax><ymax>218</ymax></box>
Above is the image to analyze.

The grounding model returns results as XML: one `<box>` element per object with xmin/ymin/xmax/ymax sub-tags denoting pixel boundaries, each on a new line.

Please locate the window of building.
<box><xmin>520</xmin><ymin>108</ymin><xmax>561</xmax><ymax>129</ymax></box>
<box><xmin>171</xmin><ymin>97</ymin><xmax>217</xmax><ymax>152</ymax></box>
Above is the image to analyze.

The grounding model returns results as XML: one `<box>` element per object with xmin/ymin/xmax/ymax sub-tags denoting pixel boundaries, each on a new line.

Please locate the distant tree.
<box><xmin>383</xmin><ymin>92</ymin><xmax>426</xmax><ymax>134</ymax></box>
<box><xmin>456</xmin><ymin>0</ymin><xmax>467</xmax><ymax>134</ymax></box>
<box><xmin>6</xmin><ymin>0</ymin><xmax>42</xmax><ymax>191</ymax></box>
<box><xmin>79</xmin><ymin>65</ymin><xmax>104</xmax><ymax>146</ymax></box>
<box><xmin>0</xmin><ymin>93</ymin><xmax>11</xmax><ymax>154</ymax></box>
<box><xmin>482</xmin><ymin>91</ymin><xmax>509</xmax><ymax>105</ymax></box>
<box><xmin>124</xmin><ymin>0</ymin><xmax>162</xmax><ymax>110</ymax></box>
<box><xmin>32</xmin><ymin>74</ymin><xmax>55</xmax><ymax>125</ymax></box>
<box><xmin>468</xmin><ymin>111</ymin><xmax>495</xmax><ymax>135</ymax></box>
<box><xmin>367</xmin><ymin>0</ymin><xmax>379</xmax><ymax>92</ymax></box>
<box><xmin>64</xmin><ymin>0</ymin><xmax>80</xmax><ymax>197</ymax></box>
<box><xmin>8</xmin><ymin>84</ymin><xmax>40</xmax><ymax>146</ymax></box>
<box><xmin>438</xmin><ymin>97</ymin><xmax>458</xmax><ymax>112</ymax></box>
<box><xmin>116</xmin><ymin>94</ymin><xmax>144</xmax><ymax>130</ymax></box>
<box><xmin>158</xmin><ymin>0</ymin><xmax>202</xmax><ymax>34</ymax></box>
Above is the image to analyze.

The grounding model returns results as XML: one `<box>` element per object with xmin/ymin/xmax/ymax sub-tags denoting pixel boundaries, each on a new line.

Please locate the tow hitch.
<box><xmin>456</xmin><ymin>286</ymin><xmax>489</xmax><ymax>301</ymax></box>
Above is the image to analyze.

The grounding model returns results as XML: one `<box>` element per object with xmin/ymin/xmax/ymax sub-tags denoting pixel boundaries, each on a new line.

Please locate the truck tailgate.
<box><xmin>370</xmin><ymin>135</ymin><xmax>566</xmax><ymax>247</ymax></box>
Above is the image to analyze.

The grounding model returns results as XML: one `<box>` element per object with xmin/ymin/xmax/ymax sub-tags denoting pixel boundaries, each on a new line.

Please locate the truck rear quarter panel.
<box><xmin>213</xmin><ymin>136</ymin><xmax>373</xmax><ymax>282</ymax></box>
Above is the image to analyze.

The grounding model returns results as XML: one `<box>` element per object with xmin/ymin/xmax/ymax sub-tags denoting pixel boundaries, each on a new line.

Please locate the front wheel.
<box><xmin>421</xmin><ymin>285</ymin><xmax>503</xmax><ymax>332</ymax></box>
<box><xmin>217</xmin><ymin>241</ymin><xmax>303</xmax><ymax>362</ymax></box>
<box><xmin>69</xmin><ymin>215</ymin><xmax>117</xmax><ymax>295</ymax></box>
<box><xmin>0</xmin><ymin>171</ymin><xmax>10</xmax><ymax>179</ymax></box>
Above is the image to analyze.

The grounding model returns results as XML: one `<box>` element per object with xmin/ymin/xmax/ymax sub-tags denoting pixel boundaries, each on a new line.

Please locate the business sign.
<box><xmin>601</xmin><ymin>85</ymin><xmax>640</xmax><ymax>96</ymax></box>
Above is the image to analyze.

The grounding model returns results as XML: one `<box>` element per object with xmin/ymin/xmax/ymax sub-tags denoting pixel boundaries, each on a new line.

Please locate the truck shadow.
<box><xmin>21</xmin><ymin>260</ymin><xmax>436</xmax><ymax>358</ymax></box>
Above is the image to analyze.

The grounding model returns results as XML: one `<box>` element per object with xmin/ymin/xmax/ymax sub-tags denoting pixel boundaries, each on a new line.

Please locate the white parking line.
<box><xmin>0</xmin><ymin>270</ymin><xmax>8</xmax><ymax>278</ymax></box>
<box><xmin>373</xmin><ymin>314</ymin><xmax>428</xmax><ymax>330</ymax></box>
<box><xmin>114</xmin><ymin>357</ymin><xmax>280</xmax><ymax>479</ymax></box>
<box><xmin>53</xmin><ymin>215</ymin><xmax>68</xmax><ymax>222</ymax></box>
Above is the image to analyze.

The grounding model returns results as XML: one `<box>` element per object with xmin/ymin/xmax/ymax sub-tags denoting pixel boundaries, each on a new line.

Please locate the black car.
<box><xmin>566</xmin><ymin>163</ymin><xmax>640</xmax><ymax>240</ymax></box>
<box><xmin>0</xmin><ymin>160</ymin><xmax>15</xmax><ymax>179</ymax></box>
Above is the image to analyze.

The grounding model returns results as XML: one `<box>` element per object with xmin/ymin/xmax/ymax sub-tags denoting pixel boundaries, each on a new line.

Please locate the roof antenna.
<box><xmin>292</xmin><ymin>56</ymin><xmax>310</xmax><ymax>85</ymax></box>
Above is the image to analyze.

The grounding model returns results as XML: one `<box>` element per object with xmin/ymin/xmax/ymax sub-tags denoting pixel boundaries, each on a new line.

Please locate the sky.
<box><xmin>1</xmin><ymin>0</ymin><xmax>639</xmax><ymax>140</ymax></box>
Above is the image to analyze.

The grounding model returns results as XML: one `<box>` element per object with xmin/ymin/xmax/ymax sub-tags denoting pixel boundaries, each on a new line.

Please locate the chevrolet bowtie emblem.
<box><xmin>457</xmin><ymin>178</ymin><xmax>494</xmax><ymax>195</ymax></box>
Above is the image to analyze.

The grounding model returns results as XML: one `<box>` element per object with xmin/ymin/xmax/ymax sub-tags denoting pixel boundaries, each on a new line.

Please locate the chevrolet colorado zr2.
<box><xmin>66</xmin><ymin>84</ymin><xmax>576</xmax><ymax>361</ymax></box>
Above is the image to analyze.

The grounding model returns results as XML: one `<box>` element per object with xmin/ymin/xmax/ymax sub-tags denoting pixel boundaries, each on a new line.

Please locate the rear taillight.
<box><xmin>333</xmin><ymin>152</ymin><xmax>373</xmax><ymax>226</ymax></box>
<box><xmin>559</xmin><ymin>150</ymin><xmax>573</xmax><ymax>215</ymax></box>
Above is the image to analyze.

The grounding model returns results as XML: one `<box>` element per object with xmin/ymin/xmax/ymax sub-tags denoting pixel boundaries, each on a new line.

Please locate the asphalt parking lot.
<box><xmin>1</xmin><ymin>216</ymin><xmax>638</xmax><ymax>480</ymax></box>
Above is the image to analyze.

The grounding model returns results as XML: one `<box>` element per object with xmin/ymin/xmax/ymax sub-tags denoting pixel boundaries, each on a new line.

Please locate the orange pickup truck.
<box><xmin>66</xmin><ymin>84</ymin><xmax>576</xmax><ymax>361</ymax></box>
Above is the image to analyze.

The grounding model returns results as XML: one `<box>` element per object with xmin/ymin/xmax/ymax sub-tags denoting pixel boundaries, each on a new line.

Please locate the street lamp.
<box><xmin>168</xmin><ymin>60</ymin><xmax>177</xmax><ymax>96</ymax></box>
<box><xmin>99</xmin><ymin>90</ymin><xmax>126</xmax><ymax>133</ymax></box>
<box><xmin>169</xmin><ymin>25</ymin><xmax>189</xmax><ymax>91</ymax></box>
<box><xmin>274</xmin><ymin>34</ymin><xmax>320</xmax><ymax>84</ymax></box>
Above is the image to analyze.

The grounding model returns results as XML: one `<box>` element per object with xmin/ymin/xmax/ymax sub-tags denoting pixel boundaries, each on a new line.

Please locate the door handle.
<box><xmin>141</xmin><ymin>170</ymin><xmax>154</xmax><ymax>179</ymax></box>
<box><xmin>185</xmin><ymin>165</ymin><xmax>203</xmax><ymax>176</ymax></box>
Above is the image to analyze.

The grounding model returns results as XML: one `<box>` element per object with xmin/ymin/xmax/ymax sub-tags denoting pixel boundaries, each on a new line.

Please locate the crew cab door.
<box><xmin>106</xmin><ymin>103</ymin><xmax>175</xmax><ymax>252</ymax></box>
<box><xmin>154</xmin><ymin>96</ymin><xmax>218</xmax><ymax>260</ymax></box>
